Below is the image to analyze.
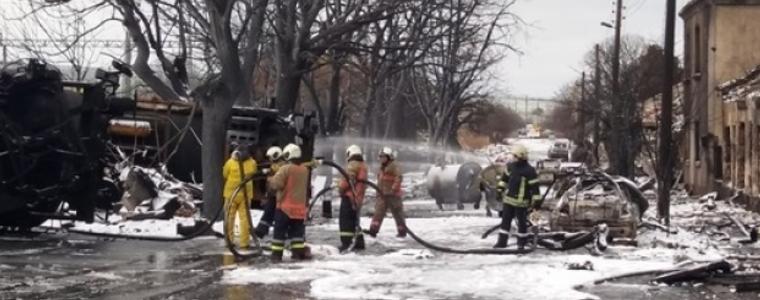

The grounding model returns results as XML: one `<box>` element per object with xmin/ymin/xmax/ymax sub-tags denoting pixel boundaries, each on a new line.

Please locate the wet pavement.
<box><xmin>2</xmin><ymin>209</ymin><xmax>760</xmax><ymax>300</ymax></box>
<box><xmin>0</xmin><ymin>234</ymin><xmax>259</xmax><ymax>299</ymax></box>
<box><xmin>2</xmin><ymin>139</ymin><xmax>759</xmax><ymax>299</ymax></box>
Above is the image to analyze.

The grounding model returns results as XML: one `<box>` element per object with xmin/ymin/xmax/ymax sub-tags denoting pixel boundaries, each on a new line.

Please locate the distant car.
<box><xmin>548</xmin><ymin>141</ymin><xmax>570</xmax><ymax>161</ymax></box>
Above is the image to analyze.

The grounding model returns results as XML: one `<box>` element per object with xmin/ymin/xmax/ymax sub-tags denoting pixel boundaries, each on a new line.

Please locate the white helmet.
<box><xmin>512</xmin><ymin>145</ymin><xmax>528</xmax><ymax>160</ymax></box>
<box><xmin>283</xmin><ymin>143</ymin><xmax>302</xmax><ymax>161</ymax></box>
<box><xmin>379</xmin><ymin>146</ymin><xmax>394</xmax><ymax>160</ymax></box>
<box><xmin>346</xmin><ymin>144</ymin><xmax>362</xmax><ymax>159</ymax></box>
<box><xmin>266</xmin><ymin>146</ymin><xmax>282</xmax><ymax>161</ymax></box>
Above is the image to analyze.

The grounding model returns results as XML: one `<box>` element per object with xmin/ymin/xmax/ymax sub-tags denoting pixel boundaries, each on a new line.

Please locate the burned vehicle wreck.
<box><xmin>548</xmin><ymin>171</ymin><xmax>649</xmax><ymax>240</ymax></box>
<box><xmin>0</xmin><ymin>59</ymin><xmax>318</xmax><ymax>229</ymax></box>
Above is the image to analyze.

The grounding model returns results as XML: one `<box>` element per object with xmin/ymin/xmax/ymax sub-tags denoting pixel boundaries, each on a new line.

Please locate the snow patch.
<box><xmin>86</xmin><ymin>272</ymin><xmax>125</xmax><ymax>281</ymax></box>
<box><xmin>223</xmin><ymin>267</ymin><xmax>343</xmax><ymax>285</ymax></box>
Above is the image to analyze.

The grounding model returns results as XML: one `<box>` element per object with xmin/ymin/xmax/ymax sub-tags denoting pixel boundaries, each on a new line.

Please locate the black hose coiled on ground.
<box><xmin>356</xmin><ymin>179</ymin><xmax>540</xmax><ymax>255</ymax></box>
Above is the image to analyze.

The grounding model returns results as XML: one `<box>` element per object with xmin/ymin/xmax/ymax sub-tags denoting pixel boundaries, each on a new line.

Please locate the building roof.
<box><xmin>681</xmin><ymin>0</ymin><xmax>760</xmax><ymax>16</ymax></box>
<box><xmin>719</xmin><ymin>64</ymin><xmax>760</xmax><ymax>102</ymax></box>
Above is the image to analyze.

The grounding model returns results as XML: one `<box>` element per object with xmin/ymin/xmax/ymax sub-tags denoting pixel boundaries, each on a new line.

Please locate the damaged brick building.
<box><xmin>681</xmin><ymin>0</ymin><xmax>760</xmax><ymax>211</ymax></box>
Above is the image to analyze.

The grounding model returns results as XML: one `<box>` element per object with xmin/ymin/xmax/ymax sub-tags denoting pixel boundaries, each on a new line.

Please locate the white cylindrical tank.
<box><xmin>426</xmin><ymin>162</ymin><xmax>483</xmax><ymax>210</ymax></box>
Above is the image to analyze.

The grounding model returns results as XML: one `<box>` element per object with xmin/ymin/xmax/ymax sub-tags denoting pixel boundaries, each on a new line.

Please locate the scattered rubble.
<box><xmin>117</xmin><ymin>165</ymin><xmax>201</xmax><ymax>220</ymax></box>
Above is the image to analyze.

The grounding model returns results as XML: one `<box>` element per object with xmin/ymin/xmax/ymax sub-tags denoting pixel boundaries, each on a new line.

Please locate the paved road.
<box><xmin>2</xmin><ymin>202</ymin><xmax>758</xmax><ymax>300</ymax></box>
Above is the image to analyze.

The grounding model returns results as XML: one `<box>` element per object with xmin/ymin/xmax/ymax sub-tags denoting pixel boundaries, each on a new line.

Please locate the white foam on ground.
<box><xmin>223</xmin><ymin>213</ymin><xmax>682</xmax><ymax>300</ymax></box>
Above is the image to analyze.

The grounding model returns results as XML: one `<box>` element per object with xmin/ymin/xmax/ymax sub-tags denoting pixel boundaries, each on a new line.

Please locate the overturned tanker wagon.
<box><xmin>0</xmin><ymin>59</ymin><xmax>317</xmax><ymax>228</ymax></box>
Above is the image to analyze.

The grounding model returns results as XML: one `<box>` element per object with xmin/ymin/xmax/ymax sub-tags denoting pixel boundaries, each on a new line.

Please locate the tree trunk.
<box><xmin>275</xmin><ymin>74</ymin><xmax>302</xmax><ymax>114</ymax></box>
<box><xmin>327</xmin><ymin>63</ymin><xmax>343</xmax><ymax>134</ymax></box>
<box><xmin>200</xmin><ymin>94</ymin><xmax>233</xmax><ymax>219</ymax></box>
<box><xmin>361</xmin><ymin>82</ymin><xmax>377</xmax><ymax>137</ymax></box>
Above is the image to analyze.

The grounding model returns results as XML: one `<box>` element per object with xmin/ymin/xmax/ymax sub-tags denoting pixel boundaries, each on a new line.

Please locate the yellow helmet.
<box><xmin>512</xmin><ymin>145</ymin><xmax>528</xmax><ymax>160</ymax></box>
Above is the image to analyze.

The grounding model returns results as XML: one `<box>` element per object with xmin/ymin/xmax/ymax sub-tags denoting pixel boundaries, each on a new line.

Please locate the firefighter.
<box><xmin>494</xmin><ymin>145</ymin><xmax>540</xmax><ymax>250</ymax></box>
<box><xmin>222</xmin><ymin>144</ymin><xmax>257</xmax><ymax>250</ymax></box>
<box><xmin>479</xmin><ymin>156</ymin><xmax>508</xmax><ymax>217</ymax></box>
<box><xmin>268</xmin><ymin>143</ymin><xmax>311</xmax><ymax>262</ymax></box>
<box><xmin>338</xmin><ymin>145</ymin><xmax>368</xmax><ymax>252</ymax></box>
<box><xmin>367</xmin><ymin>147</ymin><xmax>406</xmax><ymax>238</ymax></box>
<box><xmin>255</xmin><ymin>146</ymin><xmax>284</xmax><ymax>238</ymax></box>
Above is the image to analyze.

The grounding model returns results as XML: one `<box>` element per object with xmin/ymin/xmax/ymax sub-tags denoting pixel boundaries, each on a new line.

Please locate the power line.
<box><xmin>0</xmin><ymin>38</ymin><xmax>204</xmax><ymax>49</ymax></box>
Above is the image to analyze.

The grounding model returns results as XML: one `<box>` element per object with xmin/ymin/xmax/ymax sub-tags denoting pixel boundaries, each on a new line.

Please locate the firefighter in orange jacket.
<box><xmin>222</xmin><ymin>144</ymin><xmax>257</xmax><ymax>250</ymax></box>
<box><xmin>367</xmin><ymin>147</ymin><xmax>406</xmax><ymax>238</ymax></box>
<box><xmin>338</xmin><ymin>145</ymin><xmax>368</xmax><ymax>252</ymax></box>
<box><xmin>268</xmin><ymin>143</ymin><xmax>311</xmax><ymax>262</ymax></box>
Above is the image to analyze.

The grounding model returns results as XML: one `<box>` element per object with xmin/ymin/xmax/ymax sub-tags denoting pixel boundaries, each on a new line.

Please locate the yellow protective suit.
<box><xmin>222</xmin><ymin>156</ymin><xmax>257</xmax><ymax>248</ymax></box>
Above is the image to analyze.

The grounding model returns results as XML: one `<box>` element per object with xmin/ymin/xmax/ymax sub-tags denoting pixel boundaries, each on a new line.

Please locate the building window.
<box><xmin>694</xmin><ymin>121</ymin><xmax>701</xmax><ymax>161</ymax></box>
<box><xmin>725</xmin><ymin>126</ymin><xmax>732</xmax><ymax>167</ymax></box>
<box><xmin>695</xmin><ymin>25</ymin><xmax>702</xmax><ymax>74</ymax></box>
<box><xmin>715</xmin><ymin>145</ymin><xmax>723</xmax><ymax>179</ymax></box>
<box><xmin>685</xmin><ymin>29</ymin><xmax>691</xmax><ymax>76</ymax></box>
<box><xmin>739</xmin><ymin>122</ymin><xmax>746</xmax><ymax>188</ymax></box>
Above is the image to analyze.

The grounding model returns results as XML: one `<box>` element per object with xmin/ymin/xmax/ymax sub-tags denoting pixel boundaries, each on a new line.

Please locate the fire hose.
<box><xmin>357</xmin><ymin>179</ymin><xmax>539</xmax><ymax>255</ymax></box>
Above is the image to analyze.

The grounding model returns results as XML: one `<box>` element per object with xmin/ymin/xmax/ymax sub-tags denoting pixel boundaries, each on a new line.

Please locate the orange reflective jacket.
<box><xmin>339</xmin><ymin>160</ymin><xmax>368</xmax><ymax>206</ymax></box>
<box><xmin>269</xmin><ymin>163</ymin><xmax>309</xmax><ymax>219</ymax></box>
<box><xmin>378</xmin><ymin>161</ymin><xmax>402</xmax><ymax>197</ymax></box>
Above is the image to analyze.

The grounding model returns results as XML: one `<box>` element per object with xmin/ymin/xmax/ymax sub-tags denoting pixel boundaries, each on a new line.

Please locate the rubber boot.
<box><xmin>254</xmin><ymin>223</ymin><xmax>270</xmax><ymax>238</ymax></box>
<box><xmin>493</xmin><ymin>233</ymin><xmax>509</xmax><ymax>248</ymax></box>
<box><xmin>366</xmin><ymin>226</ymin><xmax>378</xmax><ymax>238</ymax></box>
<box><xmin>271</xmin><ymin>251</ymin><xmax>283</xmax><ymax>263</ymax></box>
<box><xmin>396</xmin><ymin>227</ymin><xmax>407</xmax><ymax>238</ymax></box>
<box><xmin>292</xmin><ymin>247</ymin><xmax>312</xmax><ymax>260</ymax></box>
<box><xmin>353</xmin><ymin>234</ymin><xmax>366</xmax><ymax>251</ymax></box>
<box><xmin>517</xmin><ymin>238</ymin><xmax>527</xmax><ymax>251</ymax></box>
<box><xmin>338</xmin><ymin>236</ymin><xmax>353</xmax><ymax>252</ymax></box>
<box><xmin>322</xmin><ymin>200</ymin><xmax>332</xmax><ymax>219</ymax></box>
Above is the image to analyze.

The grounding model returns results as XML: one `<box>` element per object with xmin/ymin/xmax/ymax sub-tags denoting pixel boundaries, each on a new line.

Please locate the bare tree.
<box><xmin>3</xmin><ymin>3</ymin><xmax>110</xmax><ymax>80</ymax></box>
<box><xmin>548</xmin><ymin>37</ymin><xmax>682</xmax><ymax>177</ymax></box>
<box><xmin>268</xmin><ymin>0</ymin><xmax>406</xmax><ymax>114</ymax></box>
<box><xmin>410</xmin><ymin>0</ymin><xmax>519</xmax><ymax>148</ymax></box>
<box><xmin>25</xmin><ymin>0</ymin><xmax>269</xmax><ymax>218</ymax></box>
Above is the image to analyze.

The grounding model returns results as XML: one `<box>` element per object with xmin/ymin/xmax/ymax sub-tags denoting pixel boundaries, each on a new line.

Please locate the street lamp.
<box><xmin>600</xmin><ymin>22</ymin><xmax>614</xmax><ymax>29</ymax></box>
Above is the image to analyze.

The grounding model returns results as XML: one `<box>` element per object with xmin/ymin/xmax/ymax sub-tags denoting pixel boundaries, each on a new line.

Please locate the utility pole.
<box><xmin>658</xmin><ymin>0</ymin><xmax>677</xmax><ymax>226</ymax></box>
<box><xmin>593</xmin><ymin>44</ymin><xmax>602</xmax><ymax>166</ymax></box>
<box><xmin>578</xmin><ymin>72</ymin><xmax>586</xmax><ymax>144</ymax></box>
<box><xmin>122</xmin><ymin>30</ymin><xmax>133</xmax><ymax>93</ymax></box>
<box><xmin>610</xmin><ymin>0</ymin><xmax>627</xmax><ymax>177</ymax></box>
<box><xmin>1</xmin><ymin>33</ymin><xmax>6</xmax><ymax>65</ymax></box>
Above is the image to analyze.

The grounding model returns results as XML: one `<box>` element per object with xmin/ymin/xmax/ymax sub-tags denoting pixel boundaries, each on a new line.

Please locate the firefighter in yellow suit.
<box><xmin>223</xmin><ymin>144</ymin><xmax>258</xmax><ymax>249</ymax></box>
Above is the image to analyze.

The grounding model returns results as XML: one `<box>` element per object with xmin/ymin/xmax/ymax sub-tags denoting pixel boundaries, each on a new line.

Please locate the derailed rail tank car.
<box><xmin>0</xmin><ymin>59</ymin><xmax>133</xmax><ymax>227</ymax></box>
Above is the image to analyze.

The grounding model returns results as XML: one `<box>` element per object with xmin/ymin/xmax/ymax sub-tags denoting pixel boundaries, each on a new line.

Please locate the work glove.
<box><xmin>496</xmin><ymin>181</ymin><xmax>507</xmax><ymax>193</ymax></box>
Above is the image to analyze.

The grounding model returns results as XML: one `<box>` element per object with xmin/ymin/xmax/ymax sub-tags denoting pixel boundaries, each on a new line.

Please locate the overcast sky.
<box><xmin>498</xmin><ymin>0</ymin><xmax>689</xmax><ymax>99</ymax></box>
<box><xmin>1</xmin><ymin>0</ymin><xmax>690</xmax><ymax>100</ymax></box>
